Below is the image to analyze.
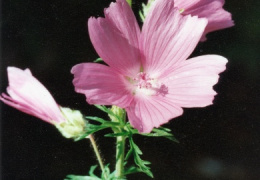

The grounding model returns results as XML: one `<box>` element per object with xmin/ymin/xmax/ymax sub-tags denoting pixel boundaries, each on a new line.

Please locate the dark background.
<box><xmin>1</xmin><ymin>0</ymin><xmax>259</xmax><ymax>179</ymax></box>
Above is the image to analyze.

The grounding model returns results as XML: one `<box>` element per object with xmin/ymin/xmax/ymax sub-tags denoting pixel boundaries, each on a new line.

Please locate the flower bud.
<box><xmin>109</xmin><ymin>105</ymin><xmax>125</xmax><ymax>123</ymax></box>
<box><xmin>54</xmin><ymin>107</ymin><xmax>87</xmax><ymax>139</ymax></box>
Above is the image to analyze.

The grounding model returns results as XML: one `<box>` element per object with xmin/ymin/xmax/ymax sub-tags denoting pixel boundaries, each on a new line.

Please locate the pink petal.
<box><xmin>161</xmin><ymin>55</ymin><xmax>228</xmax><ymax>107</ymax></box>
<box><xmin>140</xmin><ymin>0</ymin><xmax>207</xmax><ymax>76</ymax></box>
<box><xmin>0</xmin><ymin>67</ymin><xmax>65</xmax><ymax>123</ymax></box>
<box><xmin>174</xmin><ymin>0</ymin><xmax>201</xmax><ymax>8</ymax></box>
<box><xmin>126</xmin><ymin>96</ymin><xmax>183</xmax><ymax>133</ymax></box>
<box><xmin>71</xmin><ymin>63</ymin><xmax>133</xmax><ymax>108</ymax></box>
<box><xmin>88</xmin><ymin>0</ymin><xmax>141</xmax><ymax>77</ymax></box>
<box><xmin>175</xmin><ymin>0</ymin><xmax>234</xmax><ymax>41</ymax></box>
<box><xmin>0</xmin><ymin>93</ymin><xmax>50</xmax><ymax>121</ymax></box>
<box><xmin>104</xmin><ymin>0</ymin><xmax>140</xmax><ymax>50</ymax></box>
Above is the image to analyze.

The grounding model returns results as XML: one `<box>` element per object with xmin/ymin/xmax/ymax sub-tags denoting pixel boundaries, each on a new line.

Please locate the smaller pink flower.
<box><xmin>174</xmin><ymin>0</ymin><xmax>234</xmax><ymax>41</ymax></box>
<box><xmin>0</xmin><ymin>67</ymin><xmax>65</xmax><ymax>124</ymax></box>
<box><xmin>146</xmin><ymin>0</ymin><xmax>234</xmax><ymax>41</ymax></box>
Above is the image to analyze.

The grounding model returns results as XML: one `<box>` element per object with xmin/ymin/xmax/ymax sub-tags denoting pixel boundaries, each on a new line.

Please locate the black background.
<box><xmin>1</xmin><ymin>0</ymin><xmax>259</xmax><ymax>179</ymax></box>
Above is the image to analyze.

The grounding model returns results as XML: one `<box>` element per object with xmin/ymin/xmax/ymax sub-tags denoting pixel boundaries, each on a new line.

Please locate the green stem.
<box><xmin>88</xmin><ymin>135</ymin><xmax>107</xmax><ymax>179</ymax></box>
<box><xmin>109</xmin><ymin>106</ymin><xmax>127</xmax><ymax>179</ymax></box>
<box><xmin>115</xmin><ymin>135</ymin><xmax>126</xmax><ymax>179</ymax></box>
<box><xmin>126</xmin><ymin>0</ymin><xmax>132</xmax><ymax>7</ymax></box>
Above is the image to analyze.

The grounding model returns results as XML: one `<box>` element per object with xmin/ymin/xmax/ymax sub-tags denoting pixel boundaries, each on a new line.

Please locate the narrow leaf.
<box><xmin>124</xmin><ymin>166</ymin><xmax>142</xmax><ymax>175</ymax></box>
<box><xmin>141</xmin><ymin>127</ymin><xmax>179</xmax><ymax>143</ymax></box>
<box><xmin>85</xmin><ymin>116</ymin><xmax>106</xmax><ymax>123</ymax></box>
<box><xmin>127</xmin><ymin>137</ymin><xmax>153</xmax><ymax>178</ymax></box>
<box><xmin>65</xmin><ymin>175</ymin><xmax>100</xmax><ymax>180</ymax></box>
<box><xmin>105</xmin><ymin>132</ymin><xmax>129</xmax><ymax>137</ymax></box>
<box><xmin>89</xmin><ymin>165</ymin><xmax>98</xmax><ymax>177</ymax></box>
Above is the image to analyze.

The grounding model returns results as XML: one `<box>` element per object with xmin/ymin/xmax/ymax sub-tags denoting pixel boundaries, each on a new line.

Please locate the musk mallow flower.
<box><xmin>71</xmin><ymin>0</ymin><xmax>228</xmax><ymax>133</ymax></box>
<box><xmin>0</xmin><ymin>67</ymin><xmax>86</xmax><ymax>138</ymax></box>
<box><xmin>144</xmin><ymin>0</ymin><xmax>234</xmax><ymax>41</ymax></box>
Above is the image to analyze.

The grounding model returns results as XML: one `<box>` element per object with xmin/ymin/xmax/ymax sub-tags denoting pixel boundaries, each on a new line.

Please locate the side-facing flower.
<box><xmin>72</xmin><ymin>0</ymin><xmax>228</xmax><ymax>133</ymax></box>
<box><xmin>1</xmin><ymin>67</ymin><xmax>65</xmax><ymax>123</ymax></box>
<box><xmin>143</xmin><ymin>0</ymin><xmax>234</xmax><ymax>41</ymax></box>
<box><xmin>175</xmin><ymin>0</ymin><xmax>234</xmax><ymax>41</ymax></box>
<box><xmin>1</xmin><ymin>67</ymin><xmax>86</xmax><ymax>138</ymax></box>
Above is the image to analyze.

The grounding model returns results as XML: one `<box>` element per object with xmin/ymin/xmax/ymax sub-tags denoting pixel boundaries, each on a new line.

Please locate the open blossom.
<box><xmin>146</xmin><ymin>0</ymin><xmax>234</xmax><ymax>41</ymax></box>
<box><xmin>72</xmin><ymin>0</ymin><xmax>227</xmax><ymax>132</ymax></box>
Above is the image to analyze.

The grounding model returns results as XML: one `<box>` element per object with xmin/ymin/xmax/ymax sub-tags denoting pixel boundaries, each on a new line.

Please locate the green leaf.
<box><xmin>74</xmin><ymin>124</ymin><xmax>107</xmax><ymax>141</ymax></box>
<box><xmin>101</xmin><ymin>164</ymin><xmax>114</xmax><ymax>180</ymax></box>
<box><xmin>85</xmin><ymin>116</ymin><xmax>107</xmax><ymax>123</ymax></box>
<box><xmin>124</xmin><ymin>166</ymin><xmax>142</xmax><ymax>175</ymax></box>
<box><xmin>65</xmin><ymin>175</ymin><xmax>100</xmax><ymax>180</ymax></box>
<box><xmin>104</xmin><ymin>132</ymin><xmax>130</xmax><ymax>137</ymax></box>
<box><xmin>125</xmin><ymin>123</ymin><xmax>179</xmax><ymax>142</ymax></box>
<box><xmin>74</xmin><ymin>117</ymin><xmax>122</xmax><ymax>141</ymax></box>
<box><xmin>142</xmin><ymin>127</ymin><xmax>179</xmax><ymax>143</ymax></box>
<box><xmin>94</xmin><ymin>105</ymin><xmax>122</xmax><ymax>123</ymax></box>
<box><xmin>65</xmin><ymin>165</ymin><xmax>112</xmax><ymax>180</ymax></box>
<box><xmin>126</xmin><ymin>137</ymin><xmax>153</xmax><ymax>178</ymax></box>
<box><xmin>93</xmin><ymin>58</ymin><xmax>103</xmax><ymax>63</ymax></box>
<box><xmin>89</xmin><ymin>165</ymin><xmax>99</xmax><ymax>177</ymax></box>
<box><xmin>94</xmin><ymin>105</ymin><xmax>109</xmax><ymax>113</ymax></box>
<box><xmin>125</xmin><ymin>146</ymin><xmax>133</xmax><ymax>161</ymax></box>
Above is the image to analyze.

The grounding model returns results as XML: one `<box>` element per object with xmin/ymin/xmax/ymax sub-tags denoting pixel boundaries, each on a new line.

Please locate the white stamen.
<box><xmin>129</xmin><ymin>72</ymin><xmax>168</xmax><ymax>96</ymax></box>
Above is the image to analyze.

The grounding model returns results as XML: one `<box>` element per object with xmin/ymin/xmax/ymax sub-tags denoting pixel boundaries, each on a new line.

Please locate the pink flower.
<box><xmin>1</xmin><ymin>67</ymin><xmax>65</xmax><ymax>124</ymax></box>
<box><xmin>174</xmin><ymin>0</ymin><xmax>234</xmax><ymax>41</ymax></box>
<box><xmin>72</xmin><ymin>0</ymin><xmax>227</xmax><ymax>133</ymax></box>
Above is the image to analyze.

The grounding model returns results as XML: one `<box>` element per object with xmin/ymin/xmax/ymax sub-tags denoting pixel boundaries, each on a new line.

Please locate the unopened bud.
<box><xmin>109</xmin><ymin>105</ymin><xmax>125</xmax><ymax>123</ymax></box>
<box><xmin>54</xmin><ymin>107</ymin><xmax>87</xmax><ymax>139</ymax></box>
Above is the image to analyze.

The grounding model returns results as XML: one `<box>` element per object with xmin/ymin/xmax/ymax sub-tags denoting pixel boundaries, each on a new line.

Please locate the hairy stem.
<box><xmin>115</xmin><ymin>135</ymin><xmax>126</xmax><ymax>179</ymax></box>
<box><xmin>109</xmin><ymin>106</ymin><xmax>127</xmax><ymax>179</ymax></box>
<box><xmin>88</xmin><ymin>134</ymin><xmax>107</xmax><ymax>179</ymax></box>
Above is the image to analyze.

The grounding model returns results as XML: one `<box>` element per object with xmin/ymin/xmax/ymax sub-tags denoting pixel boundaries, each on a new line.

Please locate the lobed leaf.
<box><xmin>142</xmin><ymin>127</ymin><xmax>179</xmax><ymax>142</ymax></box>
<box><xmin>124</xmin><ymin>166</ymin><xmax>142</xmax><ymax>175</ymax></box>
<box><xmin>126</xmin><ymin>137</ymin><xmax>153</xmax><ymax>178</ymax></box>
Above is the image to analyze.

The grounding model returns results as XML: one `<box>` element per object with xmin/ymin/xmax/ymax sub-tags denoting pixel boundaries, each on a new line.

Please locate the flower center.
<box><xmin>129</xmin><ymin>72</ymin><xmax>168</xmax><ymax>96</ymax></box>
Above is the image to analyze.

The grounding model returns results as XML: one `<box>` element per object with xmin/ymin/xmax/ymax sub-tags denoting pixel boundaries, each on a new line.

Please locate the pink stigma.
<box><xmin>134</xmin><ymin>72</ymin><xmax>153</xmax><ymax>89</ymax></box>
<box><xmin>131</xmin><ymin>72</ymin><xmax>168</xmax><ymax>96</ymax></box>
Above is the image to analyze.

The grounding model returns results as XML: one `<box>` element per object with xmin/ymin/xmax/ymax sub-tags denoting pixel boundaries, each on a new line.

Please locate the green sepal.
<box><xmin>93</xmin><ymin>58</ymin><xmax>103</xmax><ymax>63</ymax></box>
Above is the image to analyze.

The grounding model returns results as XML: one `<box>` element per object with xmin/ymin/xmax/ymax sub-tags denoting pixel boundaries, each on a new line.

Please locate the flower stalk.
<box><xmin>88</xmin><ymin>135</ymin><xmax>107</xmax><ymax>178</ymax></box>
<box><xmin>109</xmin><ymin>106</ymin><xmax>127</xmax><ymax>179</ymax></box>
<box><xmin>115</xmin><ymin>135</ymin><xmax>126</xmax><ymax>179</ymax></box>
